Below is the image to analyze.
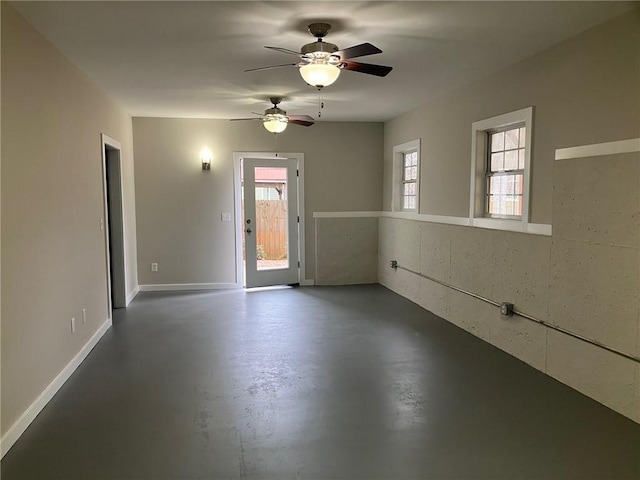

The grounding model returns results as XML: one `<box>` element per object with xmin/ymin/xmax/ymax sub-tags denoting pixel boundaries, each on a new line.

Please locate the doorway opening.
<box><xmin>233</xmin><ymin>152</ymin><xmax>306</xmax><ymax>288</ymax></box>
<box><xmin>101</xmin><ymin>134</ymin><xmax>126</xmax><ymax>313</ymax></box>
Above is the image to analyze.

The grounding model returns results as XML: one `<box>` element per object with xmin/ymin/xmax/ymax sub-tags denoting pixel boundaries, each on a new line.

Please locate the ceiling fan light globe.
<box><xmin>263</xmin><ymin>115</ymin><xmax>288</xmax><ymax>133</ymax></box>
<box><xmin>299</xmin><ymin>63</ymin><xmax>340</xmax><ymax>88</ymax></box>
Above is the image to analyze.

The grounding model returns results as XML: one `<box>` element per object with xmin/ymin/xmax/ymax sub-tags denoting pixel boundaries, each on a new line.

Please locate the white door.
<box><xmin>243</xmin><ymin>157</ymin><xmax>299</xmax><ymax>288</ymax></box>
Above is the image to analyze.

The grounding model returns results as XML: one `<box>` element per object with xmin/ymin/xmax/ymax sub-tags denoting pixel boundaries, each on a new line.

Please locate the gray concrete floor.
<box><xmin>2</xmin><ymin>285</ymin><xmax>639</xmax><ymax>479</ymax></box>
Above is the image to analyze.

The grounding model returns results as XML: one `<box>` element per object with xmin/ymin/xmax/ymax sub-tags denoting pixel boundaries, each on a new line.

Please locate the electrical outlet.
<box><xmin>221</xmin><ymin>212</ymin><xmax>231</xmax><ymax>222</ymax></box>
<box><xmin>71</xmin><ymin>317</ymin><xmax>76</xmax><ymax>333</ymax></box>
<box><xmin>82</xmin><ymin>308</ymin><xmax>86</xmax><ymax>324</ymax></box>
<box><xmin>151</xmin><ymin>263</ymin><xmax>158</xmax><ymax>272</ymax></box>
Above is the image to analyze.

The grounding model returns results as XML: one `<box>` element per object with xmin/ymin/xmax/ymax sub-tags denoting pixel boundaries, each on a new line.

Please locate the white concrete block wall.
<box><xmin>377</xmin><ymin>10</ymin><xmax>640</xmax><ymax>424</ymax></box>
<box><xmin>545</xmin><ymin>152</ymin><xmax>639</xmax><ymax>422</ymax></box>
<box><xmin>315</xmin><ymin>217</ymin><xmax>378</xmax><ymax>286</ymax></box>
<box><xmin>379</xmin><ymin>218</ymin><xmax>552</xmax><ymax>373</ymax></box>
<box><xmin>377</xmin><ymin>151</ymin><xmax>640</xmax><ymax>423</ymax></box>
<box><xmin>546</xmin><ymin>328</ymin><xmax>637</xmax><ymax>419</ymax></box>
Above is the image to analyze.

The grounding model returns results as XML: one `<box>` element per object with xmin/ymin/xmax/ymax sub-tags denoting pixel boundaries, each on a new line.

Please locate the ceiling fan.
<box><xmin>245</xmin><ymin>22</ymin><xmax>393</xmax><ymax>89</ymax></box>
<box><xmin>231</xmin><ymin>97</ymin><xmax>314</xmax><ymax>133</ymax></box>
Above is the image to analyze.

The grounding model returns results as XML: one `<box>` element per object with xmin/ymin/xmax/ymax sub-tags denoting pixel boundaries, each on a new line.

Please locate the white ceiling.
<box><xmin>11</xmin><ymin>1</ymin><xmax>637</xmax><ymax>122</ymax></box>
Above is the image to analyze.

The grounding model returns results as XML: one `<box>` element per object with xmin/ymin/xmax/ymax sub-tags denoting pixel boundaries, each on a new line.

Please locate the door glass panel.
<box><xmin>254</xmin><ymin>167</ymin><xmax>289</xmax><ymax>271</ymax></box>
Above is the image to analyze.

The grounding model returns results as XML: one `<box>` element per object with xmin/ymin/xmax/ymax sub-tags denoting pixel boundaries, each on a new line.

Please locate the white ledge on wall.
<box><xmin>313</xmin><ymin>211</ymin><xmax>380</xmax><ymax>218</ymax></box>
<box><xmin>470</xmin><ymin>217</ymin><xmax>552</xmax><ymax>236</ymax></box>
<box><xmin>381</xmin><ymin>211</ymin><xmax>471</xmax><ymax>226</ymax></box>
<box><xmin>313</xmin><ymin>211</ymin><xmax>551</xmax><ymax>236</ymax></box>
<box><xmin>555</xmin><ymin>138</ymin><xmax>640</xmax><ymax>160</ymax></box>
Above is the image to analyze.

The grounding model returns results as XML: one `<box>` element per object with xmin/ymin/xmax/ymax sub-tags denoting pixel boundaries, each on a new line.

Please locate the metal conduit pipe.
<box><xmin>390</xmin><ymin>261</ymin><xmax>640</xmax><ymax>364</ymax></box>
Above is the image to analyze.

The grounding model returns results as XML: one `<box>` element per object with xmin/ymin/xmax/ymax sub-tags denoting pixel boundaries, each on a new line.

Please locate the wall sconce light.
<box><xmin>201</xmin><ymin>149</ymin><xmax>212</xmax><ymax>170</ymax></box>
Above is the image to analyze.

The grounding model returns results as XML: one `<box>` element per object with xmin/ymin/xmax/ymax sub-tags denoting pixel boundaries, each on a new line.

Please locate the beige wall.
<box><xmin>384</xmin><ymin>9</ymin><xmax>640</xmax><ymax>224</ymax></box>
<box><xmin>1</xmin><ymin>4</ymin><xmax>138</xmax><ymax>435</ymax></box>
<box><xmin>133</xmin><ymin>118</ymin><xmax>383</xmax><ymax>285</ymax></box>
<box><xmin>2</xmin><ymin>0</ymin><xmax>637</xmax><ymax>449</ymax></box>
<box><xmin>379</xmin><ymin>10</ymin><xmax>640</xmax><ymax>422</ymax></box>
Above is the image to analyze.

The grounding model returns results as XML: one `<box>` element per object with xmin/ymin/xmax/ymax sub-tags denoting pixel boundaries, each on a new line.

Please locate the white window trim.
<box><xmin>469</xmin><ymin>106</ymin><xmax>533</xmax><ymax>232</ymax></box>
<box><xmin>392</xmin><ymin>139</ymin><xmax>421</xmax><ymax>213</ymax></box>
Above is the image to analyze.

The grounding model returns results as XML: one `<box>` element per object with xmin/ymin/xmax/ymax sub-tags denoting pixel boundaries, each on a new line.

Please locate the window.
<box><xmin>393</xmin><ymin>139</ymin><xmax>421</xmax><ymax>212</ymax></box>
<box><xmin>402</xmin><ymin>150</ymin><xmax>419</xmax><ymax>210</ymax></box>
<box><xmin>486</xmin><ymin>125</ymin><xmax>525</xmax><ymax>217</ymax></box>
<box><xmin>470</xmin><ymin>107</ymin><xmax>533</xmax><ymax>229</ymax></box>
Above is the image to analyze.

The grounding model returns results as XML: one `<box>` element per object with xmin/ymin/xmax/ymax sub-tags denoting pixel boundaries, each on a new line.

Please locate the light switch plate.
<box><xmin>221</xmin><ymin>212</ymin><xmax>231</xmax><ymax>222</ymax></box>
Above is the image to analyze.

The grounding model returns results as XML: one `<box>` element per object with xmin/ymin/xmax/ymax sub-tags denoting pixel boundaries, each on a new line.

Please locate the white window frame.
<box><xmin>469</xmin><ymin>107</ymin><xmax>533</xmax><ymax>231</ymax></box>
<box><xmin>392</xmin><ymin>139</ymin><xmax>421</xmax><ymax>213</ymax></box>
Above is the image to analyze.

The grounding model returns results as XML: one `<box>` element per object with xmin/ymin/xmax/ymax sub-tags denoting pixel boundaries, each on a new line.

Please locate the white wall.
<box><xmin>1</xmin><ymin>3</ymin><xmax>138</xmax><ymax>442</ymax></box>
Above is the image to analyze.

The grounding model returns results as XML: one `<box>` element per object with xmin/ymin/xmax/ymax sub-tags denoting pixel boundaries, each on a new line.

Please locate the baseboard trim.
<box><xmin>1</xmin><ymin>318</ymin><xmax>112</xmax><ymax>458</ymax></box>
<box><xmin>300</xmin><ymin>279</ymin><xmax>315</xmax><ymax>286</ymax></box>
<box><xmin>139</xmin><ymin>283</ymin><xmax>240</xmax><ymax>292</ymax></box>
<box><xmin>126</xmin><ymin>285</ymin><xmax>139</xmax><ymax>305</ymax></box>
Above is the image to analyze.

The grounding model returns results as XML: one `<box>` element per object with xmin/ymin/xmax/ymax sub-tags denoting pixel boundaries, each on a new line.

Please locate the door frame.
<box><xmin>233</xmin><ymin>152</ymin><xmax>307</xmax><ymax>287</ymax></box>
<box><xmin>243</xmin><ymin>157</ymin><xmax>299</xmax><ymax>288</ymax></box>
<box><xmin>101</xmin><ymin>133</ymin><xmax>127</xmax><ymax>313</ymax></box>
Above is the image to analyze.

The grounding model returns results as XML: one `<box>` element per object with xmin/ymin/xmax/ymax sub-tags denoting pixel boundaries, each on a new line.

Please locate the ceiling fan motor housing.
<box><xmin>265</xmin><ymin>106</ymin><xmax>286</xmax><ymax>116</ymax></box>
<box><xmin>301</xmin><ymin>40</ymin><xmax>338</xmax><ymax>57</ymax></box>
<box><xmin>303</xmin><ymin>21</ymin><xmax>338</xmax><ymax>60</ymax></box>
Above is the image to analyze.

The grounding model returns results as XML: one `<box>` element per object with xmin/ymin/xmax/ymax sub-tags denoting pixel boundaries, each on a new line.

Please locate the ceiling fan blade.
<box><xmin>230</xmin><ymin>117</ymin><xmax>263</xmax><ymax>122</ymax></box>
<box><xmin>288</xmin><ymin>115</ymin><xmax>315</xmax><ymax>127</ymax></box>
<box><xmin>265</xmin><ymin>46</ymin><xmax>302</xmax><ymax>56</ymax></box>
<box><xmin>342</xmin><ymin>60</ymin><xmax>393</xmax><ymax>77</ymax></box>
<box><xmin>244</xmin><ymin>63</ymin><xmax>297</xmax><ymax>73</ymax></box>
<box><xmin>335</xmin><ymin>42</ymin><xmax>382</xmax><ymax>60</ymax></box>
